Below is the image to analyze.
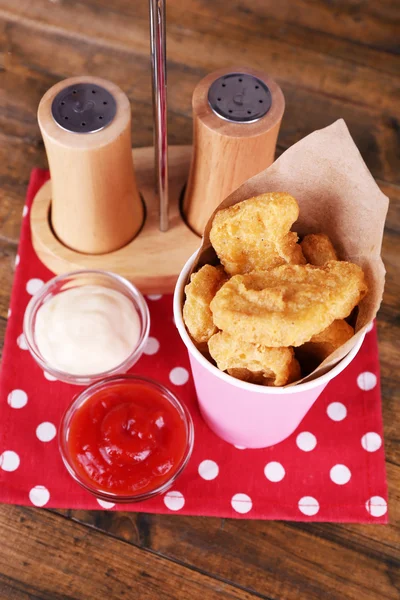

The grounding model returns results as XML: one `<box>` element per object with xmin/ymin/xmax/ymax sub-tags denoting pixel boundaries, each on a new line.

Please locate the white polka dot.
<box><xmin>15</xmin><ymin>254</ymin><xmax>20</xmax><ymax>267</ymax></box>
<box><xmin>234</xmin><ymin>445</ymin><xmax>246</xmax><ymax>450</ymax></box>
<box><xmin>147</xmin><ymin>294</ymin><xmax>162</xmax><ymax>301</ymax></box>
<box><xmin>366</xmin><ymin>321</ymin><xmax>374</xmax><ymax>333</ymax></box>
<box><xmin>198</xmin><ymin>460</ymin><xmax>219</xmax><ymax>481</ymax></box>
<box><xmin>0</xmin><ymin>450</ymin><xmax>20</xmax><ymax>472</ymax></box>
<box><xmin>361</xmin><ymin>432</ymin><xmax>382</xmax><ymax>452</ymax></box>
<box><xmin>7</xmin><ymin>389</ymin><xmax>28</xmax><ymax>409</ymax></box>
<box><xmin>143</xmin><ymin>337</ymin><xmax>160</xmax><ymax>356</ymax></box>
<box><xmin>264</xmin><ymin>461</ymin><xmax>285</xmax><ymax>482</ymax></box>
<box><xmin>327</xmin><ymin>402</ymin><xmax>347</xmax><ymax>421</ymax></box>
<box><xmin>296</xmin><ymin>432</ymin><xmax>317</xmax><ymax>452</ymax></box>
<box><xmin>298</xmin><ymin>496</ymin><xmax>320</xmax><ymax>516</ymax></box>
<box><xmin>36</xmin><ymin>422</ymin><xmax>57</xmax><ymax>442</ymax></box>
<box><xmin>44</xmin><ymin>371</ymin><xmax>57</xmax><ymax>382</ymax></box>
<box><xmin>357</xmin><ymin>372</ymin><xmax>377</xmax><ymax>391</ymax></box>
<box><xmin>164</xmin><ymin>490</ymin><xmax>185</xmax><ymax>511</ymax></box>
<box><xmin>26</xmin><ymin>278</ymin><xmax>44</xmax><ymax>295</ymax></box>
<box><xmin>7</xmin><ymin>308</ymin><xmax>11</xmax><ymax>318</ymax></box>
<box><xmin>17</xmin><ymin>333</ymin><xmax>28</xmax><ymax>350</ymax></box>
<box><xmin>97</xmin><ymin>499</ymin><xmax>115</xmax><ymax>510</ymax></box>
<box><xmin>22</xmin><ymin>205</ymin><xmax>28</xmax><ymax>217</ymax></box>
<box><xmin>330</xmin><ymin>464</ymin><xmax>351</xmax><ymax>485</ymax></box>
<box><xmin>29</xmin><ymin>485</ymin><xmax>50</xmax><ymax>507</ymax></box>
<box><xmin>169</xmin><ymin>367</ymin><xmax>189</xmax><ymax>386</ymax></box>
<box><xmin>231</xmin><ymin>493</ymin><xmax>252</xmax><ymax>514</ymax></box>
<box><xmin>366</xmin><ymin>496</ymin><xmax>387</xmax><ymax>518</ymax></box>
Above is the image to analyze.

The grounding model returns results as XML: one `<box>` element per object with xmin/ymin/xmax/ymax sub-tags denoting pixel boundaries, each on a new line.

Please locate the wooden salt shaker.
<box><xmin>38</xmin><ymin>76</ymin><xmax>144</xmax><ymax>255</ymax></box>
<box><xmin>183</xmin><ymin>67</ymin><xmax>285</xmax><ymax>236</ymax></box>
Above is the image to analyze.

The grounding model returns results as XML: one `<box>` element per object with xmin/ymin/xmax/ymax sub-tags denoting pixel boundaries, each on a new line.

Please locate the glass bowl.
<box><xmin>23</xmin><ymin>270</ymin><xmax>150</xmax><ymax>385</ymax></box>
<box><xmin>59</xmin><ymin>375</ymin><xmax>194</xmax><ymax>503</ymax></box>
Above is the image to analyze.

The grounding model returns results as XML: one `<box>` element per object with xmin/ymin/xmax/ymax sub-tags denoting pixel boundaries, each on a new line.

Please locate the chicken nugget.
<box><xmin>227</xmin><ymin>368</ymin><xmax>266</xmax><ymax>385</ymax></box>
<box><xmin>228</xmin><ymin>362</ymin><xmax>301</xmax><ymax>386</ymax></box>
<box><xmin>210</xmin><ymin>193</ymin><xmax>306</xmax><ymax>275</ymax></box>
<box><xmin>183</xmin><ymin>264</ymin><xmax>227</xmax><ymax>346</ymax></box>
<box><xmin>286</xmin><ymin>356</ymin><xmax>302</xmax><ymax>384</ymax></box>
<box><xmin>208</xmin><ymin>331</ymin><xmax>296</xmax><ymax>386</ymax></box>
<box><xmin>296</xmin><ymin>319</ymin><xmax>354</xmax><ymax>370</ymax></box>
<box><xmin>301</xmin><ymin>233</ymin><xmax>338</xmax><ymax>266</ymax></box>
<box><xmin>210</xmin><ymin>261</ymin><xmax>367</xmax><ymax>347</ymax></box>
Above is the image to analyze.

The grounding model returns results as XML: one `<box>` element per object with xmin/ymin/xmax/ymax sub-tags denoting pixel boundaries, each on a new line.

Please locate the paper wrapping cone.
<box><xmin>187</xmin><ymin>119</ymin><xmax>389</xmax><ymax>384</ymax></box>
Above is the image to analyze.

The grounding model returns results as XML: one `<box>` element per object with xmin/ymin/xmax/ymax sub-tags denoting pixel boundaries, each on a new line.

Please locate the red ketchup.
<box><xmin>65</xmin><ymin>379</ymin><xmax>191</xmax><ymax>498</ymax></box>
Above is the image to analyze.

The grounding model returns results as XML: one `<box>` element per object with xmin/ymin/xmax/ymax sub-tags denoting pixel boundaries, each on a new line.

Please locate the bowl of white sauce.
<box><xmin>23</xmin><ymin>270</ymin><xmax>150</xmax><ymax>385</ymax></box>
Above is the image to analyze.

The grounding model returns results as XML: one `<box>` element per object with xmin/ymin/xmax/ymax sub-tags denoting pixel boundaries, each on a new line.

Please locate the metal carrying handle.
<box><xmin>149</xmin><ymin>0</ymin><xmax>169</xmax><ymax>232</ymax></box>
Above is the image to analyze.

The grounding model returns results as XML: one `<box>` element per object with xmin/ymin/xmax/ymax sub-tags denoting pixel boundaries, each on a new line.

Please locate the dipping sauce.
<box><xmin>35</xmin><ymin>285</ymin><xmax>141</xmax><ymax>376</ymax></box>
<box><xmin>60</xmin><ymin>377</ymin><xmax>193</xmax><ymax>500</ymax></box>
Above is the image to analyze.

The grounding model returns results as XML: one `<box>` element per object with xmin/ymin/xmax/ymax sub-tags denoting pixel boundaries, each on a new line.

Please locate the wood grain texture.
<box><xmin>1</xmin><ymin>0</ymin><xmax>398</xmax><ymax>115</ymax></box>
<box><xmin>0</xmin><ymin>505</ymin><xmax>259</xmax><ymax>600</ymax></box>
<box><xmin>0</xmin><ymin>1</ymin><xmax>399</xmax><ymax>598</ymax></box>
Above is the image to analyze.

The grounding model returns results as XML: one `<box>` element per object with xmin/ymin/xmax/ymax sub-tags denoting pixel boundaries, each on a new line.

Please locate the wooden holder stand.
<box><xmin>31</xmin><ymin>145</ymin><xmax>199</xmax><ymax>294</ymax></box>
<box><xmin>183</xmin><ymin>67</ymin><xmax>285</xmax><ymax>236</ymax></box>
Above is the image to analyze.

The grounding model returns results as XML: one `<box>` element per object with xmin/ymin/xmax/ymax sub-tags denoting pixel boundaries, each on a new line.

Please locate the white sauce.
<box><xmin>35</xmin><ymin>285</ymin><xmax>141</xmax><ymax>375</ymax></box>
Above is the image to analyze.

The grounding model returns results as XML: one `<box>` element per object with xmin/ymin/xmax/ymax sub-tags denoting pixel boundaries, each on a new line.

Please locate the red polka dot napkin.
<box><xmin>0</xmin><ymin>169</ymin><xmax>388</xmax><ymax>522</ymax></box>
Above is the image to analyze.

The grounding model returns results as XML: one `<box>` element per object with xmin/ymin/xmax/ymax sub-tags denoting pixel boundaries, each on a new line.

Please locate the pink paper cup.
<box><xmin>174</xmin><ymin>252</ymin><xmax>365</xmax><ymax>449</ymax></box>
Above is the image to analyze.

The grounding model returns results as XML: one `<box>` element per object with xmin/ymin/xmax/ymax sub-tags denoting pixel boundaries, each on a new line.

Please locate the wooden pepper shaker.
<box><xmin>183</xmin><ymin>67</ymin><xmax>285</xmax><ymax>236</ymax></box>
<box><xmin>38</xmin><ymin>76</ymin><xmax>144</xmax><ymax>255</ymax></box>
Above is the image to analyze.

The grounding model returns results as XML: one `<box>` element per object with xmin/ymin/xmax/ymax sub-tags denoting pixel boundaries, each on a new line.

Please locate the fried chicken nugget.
<box><xmin>286</xmin><ymin>356</ymin><xmax>302</xmax><ymax>384</ymax></box>
<box><xmin>227</xmin><ymin>357</ymin><xmax>301</xmax><ymax>386</ymax></box>
<box><xmin>226</xmin><ymin>368</ymin><xmax>265</xmax><ymax>385</ymax></box>
<box><xmin>183</xmin><ymin>264</ymin><xmax>227</xmax><ymax>346</ymax></box>
<box><xmin>209</xmin><ymin>193</ymin><xmax>305</xmax><ymax>276</ymax></box>
<box><xmin>301</xmin><ymin>233</ymin><xmax>338</xmax><ymax>266</ymax></box>
<box><xmin>210</xmin><ymin>261</ymin><xmax>367</xmax><ymax>347</ymax></box>
<box><xmin>297</xmin><ymin>319</ymin><xmax>354</xmax><ymax>368</ymax></box>
<box><xmin>208</xmin><ymin>331</ymin><xmax>298</xmax><ymax>386</ymax></box>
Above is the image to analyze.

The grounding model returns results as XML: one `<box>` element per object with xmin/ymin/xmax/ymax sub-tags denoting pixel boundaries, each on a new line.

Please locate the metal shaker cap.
<box><xmin>51</xmin><ymin>82</ymin><xmax>117</xmax><ymax>133</ymax></box>
<box><xmin>208</xmin><ymin>72</ymin><xmax>272</xmax><ymax>123</ymax></box>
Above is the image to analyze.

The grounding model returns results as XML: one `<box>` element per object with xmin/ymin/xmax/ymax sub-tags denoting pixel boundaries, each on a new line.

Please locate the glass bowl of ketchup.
<box><xmin>59</xmin><ymin>375</ymin><xmax>194</xmax><ymax>503</ymax></box>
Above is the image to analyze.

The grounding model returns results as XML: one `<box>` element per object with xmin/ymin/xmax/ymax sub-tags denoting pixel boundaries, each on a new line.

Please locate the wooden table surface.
<box><xmin>0</xmin><ymin>1</ymin><xmax>399</xmax><ymax>598</ymax></box>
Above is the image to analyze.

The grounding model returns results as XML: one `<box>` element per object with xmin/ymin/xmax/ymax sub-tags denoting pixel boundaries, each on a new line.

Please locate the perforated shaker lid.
<box><xmin>51</xmin><ymin>82</ymin><xmax>117</xmax><ymax>134</ymax></box>
<box><xmin>208</xmin><ymin>72</ymin><xmax>272</xmax><ymax>123</ymax></box>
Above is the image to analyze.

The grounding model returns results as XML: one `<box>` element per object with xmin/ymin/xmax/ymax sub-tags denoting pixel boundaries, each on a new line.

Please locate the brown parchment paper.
<box><xmin>188</xmin><ymin>119</ymin><xmax>389</xmax><ymax>385</ymax></box>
